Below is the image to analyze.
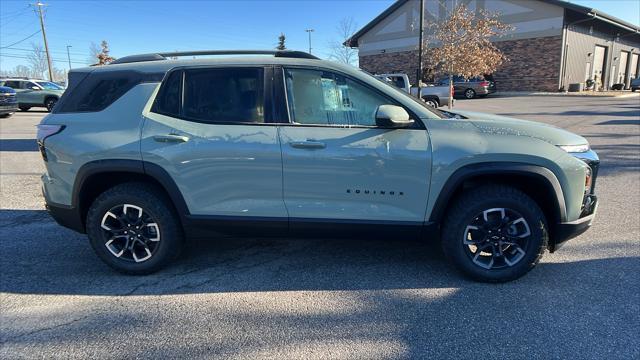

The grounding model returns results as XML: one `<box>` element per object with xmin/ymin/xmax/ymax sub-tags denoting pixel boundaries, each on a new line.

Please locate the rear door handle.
<box><xmin>153</xmin><ymin>134</ymin><xmax>190</xmax><ymax>143</ymax></box>
<box><xmin>289</xmin><ymin>140</ymin><xmax>326</xmax><ymax>149</ymax></box>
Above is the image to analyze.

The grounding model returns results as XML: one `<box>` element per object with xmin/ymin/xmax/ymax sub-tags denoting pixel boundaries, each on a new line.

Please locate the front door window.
<box><xmin>284</xmin><ymin>68</ymin><xmax>392</xmax><ymax>126</ymax></box>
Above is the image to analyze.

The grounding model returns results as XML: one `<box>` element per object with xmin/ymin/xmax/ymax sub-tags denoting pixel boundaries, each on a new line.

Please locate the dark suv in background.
<box><xmin>439</xmin><ymin>75</ymin><xmax>497</xmax><ymax>99</ymax></box>
<box><xmin>0</xmin><ymin>86</ymin><xmax>18</xmax><ymax>118</ymax></box>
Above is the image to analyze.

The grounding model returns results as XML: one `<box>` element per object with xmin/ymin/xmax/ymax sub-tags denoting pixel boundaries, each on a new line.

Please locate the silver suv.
<box><xmin>38</xmin><ymin>50</ymin><xmax>599</xmax><ymax>282</ymax></box>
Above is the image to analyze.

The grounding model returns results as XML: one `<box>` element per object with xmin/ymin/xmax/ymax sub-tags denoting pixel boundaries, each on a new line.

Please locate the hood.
<box><xmin>453</xmin><ymin>110</ymin><xmax>588</xmax><ymax>146</ymax></box>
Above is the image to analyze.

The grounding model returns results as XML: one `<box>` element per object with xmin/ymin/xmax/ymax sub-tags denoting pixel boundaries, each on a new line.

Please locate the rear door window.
<box><xmin>182</xmin><ymin>67</ymin><xmax>264</xmax><ymax>124</ymax></box>
<box><xmin>3</xmin><ymin>81</ymin><xmax>21</xmax><ymax>89</ymax></box>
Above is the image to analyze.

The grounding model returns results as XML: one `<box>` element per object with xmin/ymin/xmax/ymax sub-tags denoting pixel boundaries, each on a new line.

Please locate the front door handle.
<box><xmin>289</xmin><ymin>140</ymin><xmax>326</xmax><ymax>149</ymax></box>
<box><xmin>153</xmin><ymin>134</ymin><xmax>190</xmax><ymax>143</ymax></box>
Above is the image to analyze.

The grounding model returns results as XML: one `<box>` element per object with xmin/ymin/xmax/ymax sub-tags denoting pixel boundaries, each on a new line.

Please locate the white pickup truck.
<box><xmin>374</xmin><ymin>73</ymin><xmax>453</xmax><ymax>108</ymax></box>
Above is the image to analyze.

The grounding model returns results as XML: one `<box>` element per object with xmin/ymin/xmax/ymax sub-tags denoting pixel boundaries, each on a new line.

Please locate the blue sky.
<box><xmin>1</xmin><ymin>0</ymin><xmax>639</xmax><ymax>72</ymax></box>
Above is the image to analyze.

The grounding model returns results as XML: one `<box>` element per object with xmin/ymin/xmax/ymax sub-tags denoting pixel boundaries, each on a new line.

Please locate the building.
<box><xmin>346</xmin><ymin>0</ymin><xmax>640</xmax><ymax>92</ymax></box>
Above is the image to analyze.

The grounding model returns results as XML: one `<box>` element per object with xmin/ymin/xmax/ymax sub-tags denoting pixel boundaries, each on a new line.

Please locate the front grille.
<box><xmin>0</xmin><ymin>93</ymin><xmax>17</xmax><ymax>104</ymax></box>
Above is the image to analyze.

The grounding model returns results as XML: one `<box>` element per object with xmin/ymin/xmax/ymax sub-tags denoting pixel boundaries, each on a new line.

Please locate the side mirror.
<box><xmin>31</xmin><ymin>86</ymin><xmax>40</xmax><ymax>91</ymax></box>
<box><xmin>375</xmin><ymin>105</ymin><xmax>414</xmax><ymax>128</ymax></box>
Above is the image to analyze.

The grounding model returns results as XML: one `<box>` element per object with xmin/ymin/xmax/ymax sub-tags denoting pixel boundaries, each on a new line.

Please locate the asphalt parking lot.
<box><xmin>1</xmin><ymin>95</ymin><xmax>639</xmax><ymax>359</ymax></box>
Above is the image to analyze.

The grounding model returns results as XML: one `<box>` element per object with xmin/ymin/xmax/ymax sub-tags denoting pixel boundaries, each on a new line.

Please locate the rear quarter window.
<box><xmin>55</xmin><ymin>70</ymin><xmax>162</xmax><ymax>113</ymax></box>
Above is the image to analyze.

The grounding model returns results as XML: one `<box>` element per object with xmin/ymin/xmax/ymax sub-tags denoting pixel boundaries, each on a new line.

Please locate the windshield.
<box><xmin>36</xmin><ymin>81</ymin><xmax>64</xmax><ymax>90</ymax></box>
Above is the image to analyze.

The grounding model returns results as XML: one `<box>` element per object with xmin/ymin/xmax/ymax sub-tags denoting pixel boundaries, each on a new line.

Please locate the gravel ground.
<box><xmin>1</xmin><ymin>96</ymin><xmax>639</xmax><ymax>359</ymax></box>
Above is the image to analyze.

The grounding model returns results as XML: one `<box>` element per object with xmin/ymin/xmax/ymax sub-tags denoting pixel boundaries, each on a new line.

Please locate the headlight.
<box><xmin>559</xmin><ymin>144</ymin><xmax>590</xmax><ymax>153</ymax></box>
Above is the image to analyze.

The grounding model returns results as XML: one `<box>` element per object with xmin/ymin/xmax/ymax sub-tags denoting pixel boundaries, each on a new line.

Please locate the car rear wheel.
<box><xmin>45</xmin><ymin>98</ymin><xmax>58</xmax><ymax>112</ymax></box>
<box><xmin>86</xmin><ymin>182</ymin><xmax>183</xmax><ymax>274</ymax></box>
<box><xmin>423</xmin><ymin>98</ymin><xmax>439</xmax><ymax>108</ymax></box>
<box><xmin>464</xmin><ymin>88</ymin><xmax>476</xmax><ymax>99</ymax></box>
<box><xmin>442</xmin><ymin>185</ymin><xmax>547</xmax><ymax>282</ymax></box>
<box><xmin>19</xmin><ymin>106</ymin><xmax>30</xmax><ymax>112</ymax></box>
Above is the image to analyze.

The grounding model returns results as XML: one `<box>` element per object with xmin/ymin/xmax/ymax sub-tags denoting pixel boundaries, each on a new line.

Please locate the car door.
<box><xmin>19</xmin><ymin>81</ymin><xmax>43</xmax><ymax>105</ymax></box>
<box><xmin>140</xmin><ymin>66</ymin><xmax>287</xmax><ymax>236</ymax></box>
<box><xmin>277</xmin><ymin>67</ymin><xmax>431</xmax><ymax>236</ymax></box>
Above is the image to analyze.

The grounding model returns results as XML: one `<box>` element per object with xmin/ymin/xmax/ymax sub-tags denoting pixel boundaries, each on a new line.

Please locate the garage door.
<box><xmin>630</xmin><ymin>53</ymin><xmax>639</xmax><ymax>81</ymax></box>
<box><xmin>618</xmin><ymin>51</ymin><xmax>629</xmax><ymax>86</ymax></box>
<box><xmin>592</xmin><ymin>45</ymin><xmax>607</xmax><ymax>89</ymax></box>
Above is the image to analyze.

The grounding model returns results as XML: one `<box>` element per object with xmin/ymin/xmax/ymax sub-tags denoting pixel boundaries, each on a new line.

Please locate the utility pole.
<box><xmin>35</xmin><ymin>2</ymin><xmax>54</xmax><ymax>81</ymax></box>
<box><xmin>416</xmin><ymin>0</ymin><xmax>425</xmax><ymax>97</ymax></box>
<box><xmin>66</xmin><ymin>45</ymin><xmax>72</xmax><ymax>70</ymax></box>
<box><xmin>305</xmin><ymin>28</ymin><xmax>314</xmax><ymax>54</ymax></box>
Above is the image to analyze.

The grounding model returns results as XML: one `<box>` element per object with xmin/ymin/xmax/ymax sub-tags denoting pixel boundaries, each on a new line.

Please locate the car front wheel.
<box><xmin>442</xmin><ymin>185</ymin><xmax>547</xmax><ymax>282</ymax></box>
<box><xmin>86</xmin><ymin>182</ymin><xmax>183</xmax><ymax>274</ymax></box>
<box><xmin>19</xmin><ymin>106</ymin><xmax>30</xmax><ymax>112</ymax></box>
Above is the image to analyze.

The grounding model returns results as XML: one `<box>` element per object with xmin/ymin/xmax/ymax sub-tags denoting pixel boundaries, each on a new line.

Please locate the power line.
<box><xmin>0</xmin><ymin>6</ymin><xmax>32</xmax><ymax>26</ymax></box>
<box><xmin>0</xmin><ymin>30</ymin><xmax>41</xmax><ymax>49</ymax></box>
<box><xmin>0</xmin><ymin>53</ymin><xmax>86</xmax><ymax>65</ymax></box>
<box><xmin>2</xmin><ymin>46</ymin><xmax>86</xmax><ymax>56</ymax></box>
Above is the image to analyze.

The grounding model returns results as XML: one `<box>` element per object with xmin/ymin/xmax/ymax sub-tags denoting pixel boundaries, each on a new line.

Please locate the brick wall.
<box><xmin>358</xmin><ymin>35</ymin><xmax>564</xmax><ymax>92</ymax></box>
<box><xmin>493</xmin><ymin>35</ymin><xmax>563</xmax><ymax>92</ymax></box>
<box><xmin>360</xmin><ymin>50</ymin><xmax>420</xmax><ymax>84</ymax></box>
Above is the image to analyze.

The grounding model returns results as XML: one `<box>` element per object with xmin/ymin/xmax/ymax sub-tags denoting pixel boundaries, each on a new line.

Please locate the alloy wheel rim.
<box><xmin>100</xmin><ymin>204</ymin><xmax>160</xmax><ymax>263</ymax></box>
<box><xmin>465</xmin><ymin>90</ymin><xmax>474</xmax><ymax>98</ymax></box>
<box><xmin>463</xmin><ymin>207</ymin><xmax>530</xmax><ymax>270</ymax></box>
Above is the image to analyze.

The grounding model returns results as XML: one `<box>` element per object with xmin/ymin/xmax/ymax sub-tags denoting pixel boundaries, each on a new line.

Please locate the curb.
<box><xmin>496</xmin><ymin>92</ymin><xmax>640</xmax><ymax>98</ymax></box>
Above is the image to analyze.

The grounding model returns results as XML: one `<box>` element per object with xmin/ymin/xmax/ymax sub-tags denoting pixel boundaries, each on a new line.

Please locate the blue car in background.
<box><xmin>0</xmin><ymin>86</ymin><xmax>18</xmax><ymax>118</ymax></box>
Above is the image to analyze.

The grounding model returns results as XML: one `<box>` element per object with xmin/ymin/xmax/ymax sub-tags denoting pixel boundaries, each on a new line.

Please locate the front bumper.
<box><xmin>550</xmin><ymin>149</ymin><xmax>600</xmax><ymax>252</ymax></box>
<box><xmin>0</xmin><ymin>104</ymin><xmax>18</xmax><ymax>114</ymax></box>
<box><xmin>551</xmin><ymin>197</ymin><xmax>597</xmax><ymax>252</ymax></box>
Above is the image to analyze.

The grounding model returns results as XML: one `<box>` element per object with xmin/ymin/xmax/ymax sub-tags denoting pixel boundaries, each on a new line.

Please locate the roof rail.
<box><xmin>110</xmin><ymin>50</ymin><xmax>319</xmax><ymax>65</ymax></box>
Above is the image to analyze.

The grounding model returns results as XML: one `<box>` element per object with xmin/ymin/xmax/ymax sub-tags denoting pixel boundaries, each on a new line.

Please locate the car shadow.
<box><xmin>1</xmin><ymin>209</ymin><xmax>638</xmax><ymax>298</ymax></box>
<box><xmin>2</xmin><ymin>209</ymin><xmax>639</xmax><ymax>358</ymax></box>
<box><xmin>596</xmin><ymin>119</ymin><xmax>640</xmax><ymax>125</ymax></box>
<box><xmin>0</xmin><ymin>139</ymin><xmax>38</xmax><ymax>151</ymax></box>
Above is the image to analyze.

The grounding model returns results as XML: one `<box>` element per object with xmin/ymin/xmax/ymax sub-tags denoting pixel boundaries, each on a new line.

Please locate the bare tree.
<box><xmin>27</xmin><ymin>43</ymin><xmax>48</xmax><ymax>79</ymax></box>
<box><xmin>276</xmin><ymin>33</ymin><xmax>286</xmax><ymax>50</ymax></box>
<box><xmin>52</xmin><ymin>67</ymin><xmax>66</xmax><ymax>82</ymax></box>
<box><xmin>329</xmin><ymin>17</ymin><xmax>359</xmax><ymax>66</ymax></box>
<box><xmin>423</xmin><ymin>5</ymin><xmax>512</xmax><ymax>108</ymax></box>
<box><xmin>13</xmin><ymin>65</ymin><xmax>32</xmax><ymax>77</ymax></box>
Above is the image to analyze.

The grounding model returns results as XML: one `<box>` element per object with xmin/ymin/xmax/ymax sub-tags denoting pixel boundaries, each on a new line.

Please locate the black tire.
<box><xmin>86</xmin><ymin>182</ymin><xmax>183</xmax><ymax>275</ymax></box>
<box><xmin>45</xmin><ymin>97</ymin><xmax>58</xmax><ymax>112</ymax></box>
<box><xmin>441</xmin><ymin>185</ymin><xmax>547</xmax><ymax>282</ymax></box>
<box><xmin>19</xmin><ymin>106</ymin><xmax>30</xmax><ymax>112</ymax></box>
<box><xmin>423</xmin><ymin>97</ymin><xmax>439</xmax><ymax>108</ymax></box>
<box><xmin>0</xmin><ymin>113</ymin><xmax>12</xmax><ymax>118</ymax></box>
<box><xmin>464</xmin><ymin>88</ymin><xmax>476</xmax><ymax>99</ymax></box>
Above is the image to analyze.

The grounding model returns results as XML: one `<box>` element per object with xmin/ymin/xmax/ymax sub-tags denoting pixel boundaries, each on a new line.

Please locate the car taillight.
<box><xmin>36</xmin><ymin>124</ymin><xmax>65</xmax><ymax>161</ymax></box>
<box><xmin>36</xmin><ymin>124</ymin><xmax>65</xmax><ymax>143</ymax></box>
<box><xmin>479</xmin><ymin>81</ymin><xmax>490</xmax><ymax>87</ymax></box>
